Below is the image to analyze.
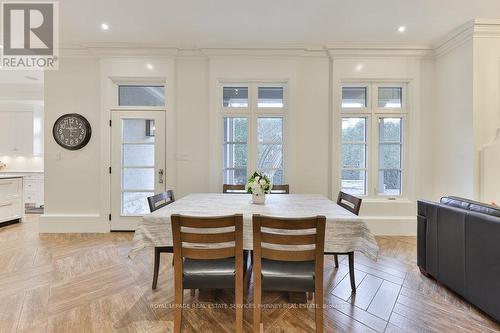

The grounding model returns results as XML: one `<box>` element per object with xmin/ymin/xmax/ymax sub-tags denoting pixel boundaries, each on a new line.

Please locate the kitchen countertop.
<box><xmin>0</xmin><ymin>175</ymin><xmax>24</xmax><ymax>179</ymax></box>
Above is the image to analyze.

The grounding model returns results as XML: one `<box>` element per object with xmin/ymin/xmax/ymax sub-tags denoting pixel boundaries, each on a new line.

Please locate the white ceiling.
<box><xmin>59</xmin><ymin>0</ymin><xmax>500</xmax><ymax>47</ymax></box>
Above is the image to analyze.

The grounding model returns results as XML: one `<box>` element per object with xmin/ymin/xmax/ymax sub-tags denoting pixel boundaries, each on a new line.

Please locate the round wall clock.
<box><xmin>52</xmin><ymin>113</ymin><xmax>92</xmax><ymax>150</ymax></box>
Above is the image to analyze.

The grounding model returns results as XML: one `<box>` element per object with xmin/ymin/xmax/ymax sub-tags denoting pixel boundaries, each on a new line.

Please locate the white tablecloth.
<box><xmin>129</xmin><ymin>193</ymin><xmax>379</xmax><ymax>260</ymax></box>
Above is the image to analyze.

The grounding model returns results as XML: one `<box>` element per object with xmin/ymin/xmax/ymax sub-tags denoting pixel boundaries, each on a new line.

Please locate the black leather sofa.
<box><xmin>417</xmin><ymin>196</ymin><xmax>500</xmax><ymax>322</ymax></box>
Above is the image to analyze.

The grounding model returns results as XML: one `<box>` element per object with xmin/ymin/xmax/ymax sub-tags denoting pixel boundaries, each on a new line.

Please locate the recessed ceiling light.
<box><xmin>146</xmin><ymin>63</ymin><xmax>153</xmax><ymax>70</ymax></box>
<box><xmin>101</xmin><ymin>23</ymin><xmax>109</xmax><ymax>31</ymax></box>
<box><xmin>398</xmin><ymin>26</ymin><xmax>406</xmax><ymax>33</ymax></box>
<box><xmin>355</xmin><ymin>64</ymin><xmax>364</xmax><ymax>72</ymax></box>
<box><xmin>0</xmin><ymin>45</ymin><xmax>3</xmax><ymax>48</ymax></box>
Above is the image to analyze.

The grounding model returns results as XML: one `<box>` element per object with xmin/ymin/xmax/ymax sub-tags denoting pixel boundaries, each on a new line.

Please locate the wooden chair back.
<box><xmin>252</xmin><ymin>214</ymin><xmax>325</xmax><ymax>263</ymax></box>
<box><xmin>270</xmin><ymin>184</ymin><xmax>290</xmax><ymax>194</ymax></box>
<box><xmin>222</xmin><ymin>184</ymin><xmax>246</xmax><ymax>194</ymax></box>
<box><xmin>252</xmin><ymin>214</ymin><xmax>326</xmax><ymax>332</ymax></box>
<box><xmin>171</xmin><ymin>214</ymin><xmax>244</xmax><ymax>333</ymax></box>
<box><xmin>147</xmin><ymin>190</ymin><xmax>175</xmax><ymax>213</ymax></box>
<box><xmin>336</xmin><ymin>191</ymin><xmax>362</xmax><ymax>216</ymax></box>
<box><xmin>171</xmin><ymin>214</ymin><xmax>244</xmax><ymax>262</ymax></box>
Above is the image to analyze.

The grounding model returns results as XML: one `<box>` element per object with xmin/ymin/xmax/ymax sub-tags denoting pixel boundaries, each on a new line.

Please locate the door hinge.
<box><xmin>109</xmin><ymin>120</ymin><xmax>112</xmax><ymax>127</ymax></box>
<box><xmin>108</xmin><ymin>214</ymin><xmax>112</xmax><ymax>221</ymax></box>
<box><xmin>109</xmin><ymin>167</ymin><xmax>112</xmax><ymax>174</ymax></box>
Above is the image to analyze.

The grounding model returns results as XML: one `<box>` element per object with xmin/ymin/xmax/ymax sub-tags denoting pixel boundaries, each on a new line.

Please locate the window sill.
<box><xmin>360</xmin><ymin>198</ymin><xmax>412</xmax><ymax>204</ymax></box>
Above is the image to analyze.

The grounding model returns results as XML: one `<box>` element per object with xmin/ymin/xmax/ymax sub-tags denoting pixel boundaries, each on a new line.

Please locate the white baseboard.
<box><xmin>363</xmin><ymin>216</ymin><xmax>416</xmax><ymax>236</ymax></box>
<box><xmin>39</xmin><ymin>214</ymin><xmax>110</xmax><ymax>233</ymax></box>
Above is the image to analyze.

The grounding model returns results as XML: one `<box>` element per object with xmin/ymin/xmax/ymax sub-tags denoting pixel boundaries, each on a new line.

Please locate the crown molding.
<box><xmin>56</xmin><ymin>19</ymin><xmax>500</xmax><ymax>61</ymax></box>
<box><xmin>434</xmin><ymin>19</ymin><xmax>500</xmax><ymax>57</ymax></box>
<box><xmin>325</xmin><ymin>43</ymin><xmax>432</xmax><ymax>58</ymax></box>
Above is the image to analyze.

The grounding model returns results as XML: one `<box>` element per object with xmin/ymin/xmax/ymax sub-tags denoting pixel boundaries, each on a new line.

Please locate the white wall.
<box><xmin>40</xmin><ymin>57</ymin><xmax>102</xmax><ymax>232</ymax></box>
<box><xmin>473</xmin><ymin>32</ymin><xmax>500</xmax><ymax>204</ymax></box>
<box><xmin>41</xmin><ymin>51</ymin><xmax>429</xmax><ymax>234</ymax></box>
<box><xmin>433</xmin><ymin>40</ymin><xmax>474</xmax><ymax>199</ymax></box>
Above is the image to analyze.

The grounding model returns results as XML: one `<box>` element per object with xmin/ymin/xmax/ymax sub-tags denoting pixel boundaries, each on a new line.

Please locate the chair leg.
<box><xmin>174</xmin><ymin>288</ymin><xmax>184</xmax><ymax>333</ymax></box>
<box><xmin>348</xmin><ymin>252</ymin><xmax>356</xmax><ymax>293</ymax></box>
<box><xmin>152</xmin><ymin>247</ymin><xmax>160</xmax><ymax>289</ymax></box>
<box><xmin>253</xmin><ymin>277</ymin><xmax>262</xmax><ymax>333</ymax></box>
<box><xmin>190</xmin><ymin>289</ymin><xmax>195</xmax><ymax>297</ymax></box>
<box><xmin>333</xmin><ymin>254</ymin><xmax>339</xmax><ymax>268</ymax></box>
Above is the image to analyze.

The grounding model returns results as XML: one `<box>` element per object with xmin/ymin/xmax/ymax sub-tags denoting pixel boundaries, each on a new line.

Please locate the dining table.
<box><xmin>129</xmin><ymin>193</ymin><xmax>379</xmax><ymax>260</ymax></box>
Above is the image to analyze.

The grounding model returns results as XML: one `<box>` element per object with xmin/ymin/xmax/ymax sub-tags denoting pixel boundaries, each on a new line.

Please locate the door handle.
<box><xmin>158</xmin><ymin>169</ymin><xmax>164</xmax><ymax>184</ymax></box>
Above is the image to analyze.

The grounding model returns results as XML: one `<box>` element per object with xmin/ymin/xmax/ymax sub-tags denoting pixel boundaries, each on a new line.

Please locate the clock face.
<box><xmin>52</xmin><ymin>114</ymin><xmax>92</xmax><ymax>150</ymax></box>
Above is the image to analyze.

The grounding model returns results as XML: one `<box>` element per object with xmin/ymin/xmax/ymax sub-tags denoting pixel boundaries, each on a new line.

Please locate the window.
<box><xmin>341</xmin><ymin>117</ymin><xmax>367</xmax><ymax>195</ymax></box>
<box><xmin>342</xmin><ymin>87</ymin><xmax>367</xmax><ymax>108</ymax></box>
<box><xmin>223</xmin><ymin>87</ymin><xmax>248</xmax><ymax>107</ymax></box>
<box><xmin>378</xmin><ymin>118</ymin><xmax>403</xmax><ymax>195</ymax></box>
<box><xmin>258</xmin><ymin>87</ymin><xmax>284</xmax><ymax>108</ymax></box>
<box><xmin>257</xmin><ymin>117</ymin><xmax>284</xmax><ymax>184</ymax></box>
<box><xmin>223</xmin><ymin>117</ymin><xmax>248</xmax><ymax>185</ymax></box>
<box><xmin>340</xmin><ymin>83</ymin><xmax>407</xmax><ymax>197</ymax></box>
<box><xmin>221</xmin><ymin>83</ymin><xmax>285</xmax><ymax>185</ymax></box>
<box><xmin>378</xmin><ymin>87</ymin><xmax>402</xmax><ymax>108</ymax></box>
<box><xmin>118</xmin><ymin>85</ymin><xmax>165</xmax><ymax>106</ymax></box>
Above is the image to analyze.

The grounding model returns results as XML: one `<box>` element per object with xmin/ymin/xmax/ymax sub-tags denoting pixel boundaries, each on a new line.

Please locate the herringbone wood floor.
<box><xmin>1</xmin><ymin>216</ymin><xmax>499</xmax><ymax>333</ymax></box>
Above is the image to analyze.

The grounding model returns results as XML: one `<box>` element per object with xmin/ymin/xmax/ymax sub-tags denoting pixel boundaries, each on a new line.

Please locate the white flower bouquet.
<box><xmin>245</xmin><ymin>171</ymin><xmax>272</xmax><ymax>204</ymax></box>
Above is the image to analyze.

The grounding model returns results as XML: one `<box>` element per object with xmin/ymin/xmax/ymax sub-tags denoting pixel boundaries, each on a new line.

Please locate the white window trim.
<box><xmin>220</xmin><ymin>82</ymin><xmax>287</xmax><ymax>184</ymax></box>
<box><xmin>340</xmin><ymin>82</ymin><xmax>409</xmax><ymax>199</ymax></box>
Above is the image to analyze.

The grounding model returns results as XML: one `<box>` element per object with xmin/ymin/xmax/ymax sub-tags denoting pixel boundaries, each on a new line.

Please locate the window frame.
<box><xmin>220</xmin><ymin>82</ymin><xmax>286</xmax><ymax>185</ymax></box>
<box><xmin>340</xmin><ymin>82</ymin><xmax>408</xmax><ymax>199</ymax></box>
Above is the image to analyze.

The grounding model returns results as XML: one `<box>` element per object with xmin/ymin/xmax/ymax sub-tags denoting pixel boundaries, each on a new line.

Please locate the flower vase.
<box><xmin>252</xmin><ymin>192</ymin><xmax>266</xmax><ymax>204</ymax></box>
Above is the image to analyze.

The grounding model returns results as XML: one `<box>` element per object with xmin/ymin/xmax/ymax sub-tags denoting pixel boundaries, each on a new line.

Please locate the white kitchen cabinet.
<box><xmin>23</xmin><ymin>173</ymin><xmax>44</xmax><ymax>208</ymax></box>
<box><xmin>0</xmin><ymin>111</ymin><xmax>34</xmax><ymax>155</ymax></box>
<box><xmin>0</xmin><ymin>177</ymin><xmax>23</xmax><ymax>225</ymax></box>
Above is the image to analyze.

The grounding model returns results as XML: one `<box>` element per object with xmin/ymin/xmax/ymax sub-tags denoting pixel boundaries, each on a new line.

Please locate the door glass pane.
<box><xmin>342</xmin><ymin>87</ymin><xmax>367</xmax><ymax>108</ymax></box>
<box><xmin>123</xmin><ymin>144</ymin><xmax>154</xmax><ymax>167</ymax></box>
<box><xmin>123</xmin><ymin>168</ymin><xmax>155</xmax><ymax>190</ymax></box>
<box><xmin>258</xmin><ymin>87</ymin><xmax>284</xmax><ymax>108</ymax></box>
<box><xmin>378</xmin><ymin>87</ymin><xmax>402</xmax><ymax>108</ymax></box>
<box><xmin>122</xmin><ymin>192</ymin><xmax>154</xmax><ymax>215</ymax></box>
<box><xmin>223</xmin><ymin>87</ymin><xmax>248</xmax><ymax>107</ymax></box>
<box><xmin>121</xmin><ymin>118</ymin><xmax>157</xmax><ymax>216</ymax></box>
<box><xmin>123</xmin><ymin>119</ymin><xmax>155</xmax><ymax>143</ymax></box>
<box><xmin>119</xmin><ymin>86</ymin><xmax>165</xmax><ymax>106</ymax></box>
<box><xmin>341</xmin><ymin>170</ymin><xmax>366</xmax><ymax>196</ymax></box>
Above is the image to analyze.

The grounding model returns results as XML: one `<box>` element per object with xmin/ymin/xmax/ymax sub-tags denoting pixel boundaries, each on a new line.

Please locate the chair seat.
<box><xmin>261</xmin><ymin>259</ymin><xmax>315</xmax><ymax>292</ymax></box>
<box><xmin>183</xmin><ymin>255</ymin><xmax>247</xmax><ymax>289</ymax></box>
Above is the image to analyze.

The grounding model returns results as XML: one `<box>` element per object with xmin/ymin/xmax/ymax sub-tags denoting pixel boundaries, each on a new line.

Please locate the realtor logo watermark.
<box><xmin>1</xmin><ymin>1</ymin><xmax>59</xmax><ymax>70</ymax></box>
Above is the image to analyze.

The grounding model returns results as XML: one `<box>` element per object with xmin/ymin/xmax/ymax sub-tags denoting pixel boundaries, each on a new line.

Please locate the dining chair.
<box><xmin>270</xmin><ymin>184</ymin><xmax>290</xmax><ymax>194</ymax></box>
<box><xmin>252</xmin><ymin>214</ymin><xmax>326</xmax><ymax>333</ymax></box>
<box><xmin>223</xmin><ymin>184</ymin><xmax>246</xmax><ymax>194</ymax></box>
<box><xmin>147</xmin><ymin>190</ymin><xmax>175</xmax><ymax>290</ymax></box>
<box><xmin>326</xmin><ymin>191</ymin><xmax>362</xmax><ymax>292</ymax></box>
<box><xmin>171</xmin><ymin>214</ymin><xmax>245</xmax><ymax>333</ymax></box>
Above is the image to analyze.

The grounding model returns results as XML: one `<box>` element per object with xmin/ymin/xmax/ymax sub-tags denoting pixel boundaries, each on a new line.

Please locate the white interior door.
<box><xmin>111</xmin><ymin>111</ymin><xmax>165</xmax><ymax>230</ymax></box>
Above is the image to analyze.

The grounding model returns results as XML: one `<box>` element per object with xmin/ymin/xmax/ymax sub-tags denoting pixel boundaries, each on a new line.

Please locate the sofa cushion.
<box><xmin>441</xmin><ymin>196</ymin><xmax>500</xmax><ymax>218</ymax></box>
<box><xmin>465</xmin><ymin>211</ymin><xmax>500</xmax><ymax>321</ymax></box>
<box><xmin>437</xmin><ymin>205</ymin><xmax>466</xmax><ymax>295</ymax></box>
